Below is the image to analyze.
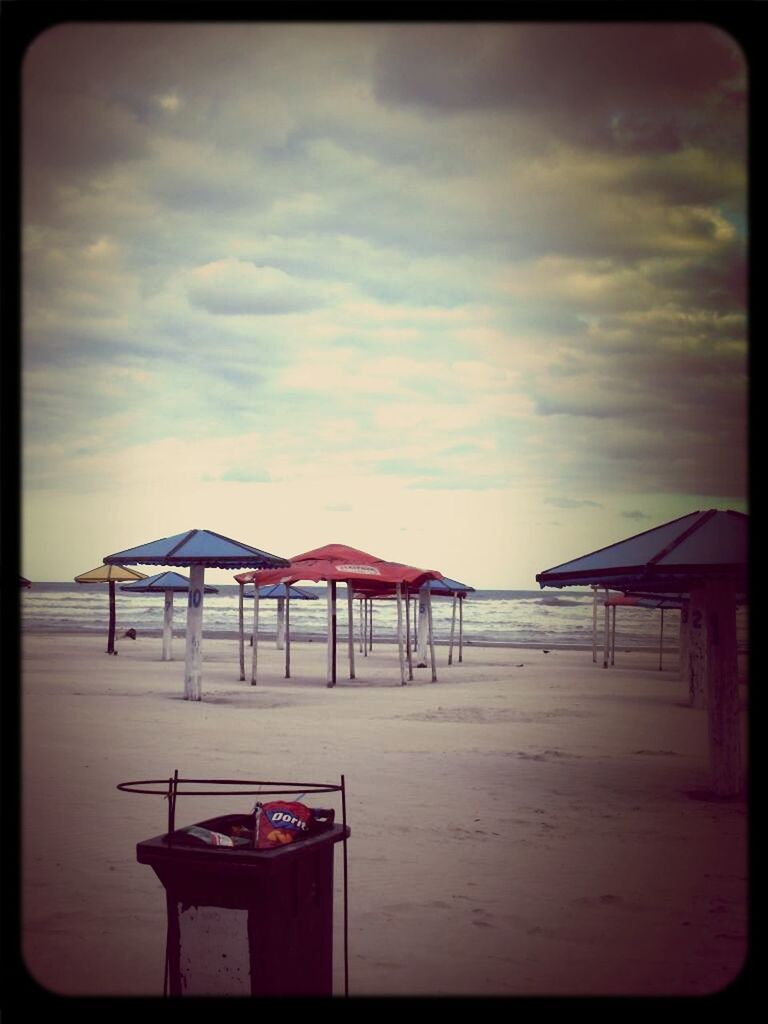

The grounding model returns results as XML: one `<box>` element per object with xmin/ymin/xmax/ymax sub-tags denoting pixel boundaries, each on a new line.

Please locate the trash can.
<box><xmin>119</xmin><ymin>775</ymin><xmax>350</xmax><ymax>997</ymax></box>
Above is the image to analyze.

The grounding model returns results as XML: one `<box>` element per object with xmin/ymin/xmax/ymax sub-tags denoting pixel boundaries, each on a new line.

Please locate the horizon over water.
<box><xmin>20</xmin><ymin>582</ymin><xmax>748</xmax><ymax>653</ymax></box>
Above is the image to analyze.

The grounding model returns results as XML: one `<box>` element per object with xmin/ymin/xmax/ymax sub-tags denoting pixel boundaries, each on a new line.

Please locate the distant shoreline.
<box><xmin>20</xmin><ymin>625</ymin><xmax>685</xmax><ymax>654</ymax></box>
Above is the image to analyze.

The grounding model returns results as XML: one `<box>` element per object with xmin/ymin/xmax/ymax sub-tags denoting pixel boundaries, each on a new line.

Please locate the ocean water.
<box><xmin>18</xmin><ymin>583</ymin><xmax>749</xmax><ymax>652</ymax></box>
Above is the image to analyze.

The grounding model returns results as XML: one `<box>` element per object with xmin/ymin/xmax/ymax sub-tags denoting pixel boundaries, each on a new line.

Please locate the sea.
<box><xmin>19</xmin><ymin>583</ymin><xmax>750</xmax><ymax>653</ymax></box>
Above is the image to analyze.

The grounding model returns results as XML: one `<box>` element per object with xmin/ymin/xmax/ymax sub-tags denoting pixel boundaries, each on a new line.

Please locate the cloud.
<box><xmin>374</xmin><ymin>24</ymin><xmax>745</xmax><ymax>153</ymax></box>
<box><xmin>187</xmin><ymin>259</ymin><xmax>326</xmax><ymax>315</ymax></box>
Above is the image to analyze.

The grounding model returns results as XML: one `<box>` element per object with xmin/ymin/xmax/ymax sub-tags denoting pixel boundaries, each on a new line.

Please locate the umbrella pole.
<box><xmin>184</xmin><ymin>564</ymin><xmax>205</xmax><ymax>700</ymax></box>
<box><xmin>405</xmin><ymin>589</ymin><xmax>413</xmax><ymax>681</ymax></box>
<box><xmin>610</xmin><ymin>604</ymin><xmax>616</xmax><ymax>666</ymax></box>
<box><xmin>250</xmin><ymin>587</ymin><xmax>260</xmax><ymax>685</ymax></box>
<box><xmin>594</xmin><ymin>584</ymin><xmax>601</xmax><ymax>662</ymax></box>
<box><xmin>704</xmin><ymin>578</ymin><xmax>742</xmax><ymax>797</ymax></box>
<box><xmin>396</xmin><ymin>583</ymin><xmax>406</xmax><ymax>686</ymax></box>
<box><xmin>459</xmin><ymin>596</ymin><xmax>464</xmax><ymax>663</ymax></box>
<box><xmin>427</xmin><ymin>586</ymin><xmax>437</xmax><ymax>681</ymax></box>
<box><xmin>277</xmin><ymin>597</ymin><xmax>285</xmax><ymax>651</ymax></box>
<box><xmin>347</xmin><ymin>585</ymin><xmax>355</xmax><ymax>680</ymax></box>
<box><xmin>326</xmin><ymin>582</ymin><xmax>336</xmax><ymax>687</ymax></box>
<box><xmin>238</xmin><ymin>583</ymin><xmax>245</xmax><ymax>681</ymax></box>
<box><xmin>603</xmin><ymin>589</ymin><xmax>610</xmax><ymax>669</ymax></box>
<box><xmin>285</xmin><ymin>596</ymin><xmax>291</xmax><ymax>679</ymax></box>
<box><xmin>107</xmin><ymin>580</ymin><xmax>116</xmax><ymax>654</ymax></box>
<box><xmin>448</xmin><ymin>594</ymin><xmax>457</xmax><ymax>666</ymax></box>
<box><xmin>358</xmin><ymin>597</ymin><xmax>364</xmax><ymax>654</ymax></box>
<box><xmin>163</xmin><ymin>590</ymin><xmax>174</xmax><ymax>662</ymax></box>
<box><xmin>659</xmin><ymin>607</ymin><xmax>664</xmax><ymax>671</ymax></box>
<box><xmin>368</xmin><ymin>599</ymin><xmax>374</xmax><ymax>653</ymax></box>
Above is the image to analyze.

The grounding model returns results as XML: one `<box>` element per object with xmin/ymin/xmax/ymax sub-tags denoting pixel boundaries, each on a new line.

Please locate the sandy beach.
<box><xmin>20</xmin><ymin>631</ymin><xmax>748</xmax><ymax>998</ymax></box>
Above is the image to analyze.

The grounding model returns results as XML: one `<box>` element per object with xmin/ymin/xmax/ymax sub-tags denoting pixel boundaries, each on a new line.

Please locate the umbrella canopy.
<box><xmin>104</xmin><ymin>528</ymin><xmax>290</xmax><ymax>570</ymax></box>
<box><xmin>104</xmin><ymin>530</ymin><xmax>290</xmax><ymax>699</ymax></box>
<box><xmin>242</xmin><ymin>583</ymin><xmax>319</xmax><ymax>600</ymax></box>
<box><xmin>236</xmin><ymin>544</ymin><xmax>443</xmax><ymax>687</ymax></box>
<box><xmin>536</xmin><ymin>509</ymin><xmax>747</xmax><ymax>592</ymax></box>
<box><xmin>119</xmin><ymin>571</ymin><xmax>219</xmax><ymax>594</ymax></box>
<box><xmin>75</xmin><ymin>564</ymin><xmax>148</xmax><ymax>584</ymax></box>
<box><xmin>120</xmin><ymin>571</ymin><xmax>218</xmax><ymax>662</ymax></box>
<box><xmin>235</xmin><ymin>542</ymin><xmax>443</xmax><ymax>591</ymax></box>
<box><xmin>75</xmin><ymin>563</ymin><xmax>148</xmax><ymax>654</ymax></box>
<box><xmin>536</xmin><ymin>509</ymin><xmax>748</xmax><ymax>798</ymax></box>
<box><xmin>604</xmin><ymin>593</ymin><xmax>685</xmax><ymax>610</ymax></box>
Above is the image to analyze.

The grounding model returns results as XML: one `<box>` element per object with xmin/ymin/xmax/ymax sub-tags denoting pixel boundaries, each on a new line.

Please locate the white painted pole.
<box><xmin>276</xmin><ymin>597</ymin><xmax>286</xmax><ymax>650</ymax></box>
<box><xmin>162</xmin><ymin>590</ymin><xmax>174</xmax><ymax>662</ymax></box>
<box><xmin>610</xmin><ymin>604</ymin><xmax>616</xmax><ymax>666</ymax></box>
<box><xmin>417</xmin><ymin>586</ymin><xmax>429</xmax><ymax>667</ymax></box>
<box><xmin>238</xmin><ymin>582</ymin><xmax>245</xmax><ymax>680</ymax></box>
<box><xmin>658</xmin><ymin>607</ymin><xmax>665</xmax><ymax>671</ymax></box>
<box><xmin>368</xmin><ymin>598</ymin><xmax>374</xmax><ymax>652</ymax></box>
<box><xmin>347</xmin><ymin>585</ymin><xmax>355</xmax><ymax>679</ymax></box>
<box><xmin>405</xmin><ymin>589</ymin><xmax>413</xmax><ymax>681</ymax></box>
<box><xmin>184</xmin><ymin>563</ymin><xmax>205</xmax><ymax>701</ymax></box>
<box><xmin>396</xmin><ymin>583</ymin><xmax>406</xmax><ymax>685</ymax></box>
<box><xmin>427</xmin><ymin>586</ymin><xmax>437</xmax><ymax>682</ymax></box>
<box><xmin>358</xmin><ymin>597</ymin><xmax>364</xmax><ymax>653</ymax></box>
<box><xmin>679</xmin><ymin>600</ymin><xmax>690</xmax><ymax>682</ymax></box>
<box><xmin>688</xmin><ymin>587</ymin><xmax>707</xmax><ymax>707</ymax></box>
<box><xmin>704</xmin><ymin>578</ymin><xmax>742</xmax><ymax>797</ymax></box>
<box><xmin>285</xmin><ymin>596</ymin><xmax>291</xmax><ymax>679</ymax></box>
<box><xmin>250</xmin><ymin>585</ymin><xmax>260</xmax><ymax>685</ymax></box>
<box><xmin>459</xmin><ymin>596</ymin><xmax>464</xmax><ymax>663</ymax></box>
<box><xmin>592</xmin><ymin>585</ymin><xmax>598</xmax><ymax>663</ymax></box>
<box><xmin>448</xmin><ymin>594</ymin><xmax>457</xmax><ymax>666</ymax></box>
<box><xmin>603</xmin><ymin>588</ymin><xmax>610</xmax><ymax>669</ymax></box>
<box><xmin>326</xmin><ymin>582</ymin><xmax>334</xmax><ymax>686</ymax></box>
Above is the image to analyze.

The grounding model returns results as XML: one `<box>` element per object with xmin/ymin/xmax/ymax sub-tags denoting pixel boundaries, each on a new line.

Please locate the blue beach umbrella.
<box><xmin>104</xmin><ymin>529</ymin><xmax>289</xmax><ymax>700</ymax></box>
<box><xmin>121</xmin><ymin>571</ymin><xmax>219</xmax><ymax>662</ymax></box>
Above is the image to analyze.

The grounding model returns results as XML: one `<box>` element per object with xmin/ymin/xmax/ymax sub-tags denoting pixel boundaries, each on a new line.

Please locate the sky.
<box><xmin>20</xmin><ymin>20</ymin><xmax>748</xmax><ymax>588</ymax></box>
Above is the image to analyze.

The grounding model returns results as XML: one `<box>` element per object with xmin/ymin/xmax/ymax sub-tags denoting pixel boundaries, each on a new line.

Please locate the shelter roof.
<box><xmin>235</xmin><ymin>542</ymin><xmax>442</xmax><ymax>590</ymax></box>
<box><xmin>104</xmin><ymin>529</ymin><xmax>290</xmax><ymax>570</ymax></box>
<box><xmin>120</xmin><ymin>571</ymin><xmax>218</xmax><ymax>593</ymax></box>
<box><xmin>75</xmin><ymin>564</ymin><xmax>148</xmax><ymax>584</ymax></box>
<box><xmin>242</xmin><ymin>583</ymin><xmax>319</xmax><ymax>600</ymax></box>
<box><xmin>536</xmin><ymin>509</ymin><xmax>747</xmax><ymax>590</ymax></box>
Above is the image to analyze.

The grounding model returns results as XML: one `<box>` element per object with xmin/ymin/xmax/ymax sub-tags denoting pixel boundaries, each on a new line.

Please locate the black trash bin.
<box><xmin>120</xmin><ymin>776</ymin><xmax>350</xmax><ymax>997</ymax></box>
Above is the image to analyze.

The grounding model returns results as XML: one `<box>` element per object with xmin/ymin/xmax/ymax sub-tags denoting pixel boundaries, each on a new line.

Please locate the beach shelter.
<box><xmin>236</xmin><ymin>544</ymin><xmax>443</xmax><ymax>687</ymax></box>
<box><xmin>602</xmin><ymin>592</ymin><xmax>685</xmax><ymax>670</ymax></box>
<box><xmin>237</xmin><ymin>583</ymin><xmax>318</xmax><ymax>680</ymax></box>
<box><xmin>536</xmin><ymin>509</ymin><xmax>748</xmax><ymax>797</ymax></box>
<box><xmin>120</xmin><ymin>571</ymin><xmax>219</xmax><ymax>661</ymax></box>
<box><xmin>104</xmin><ymin>530</ymin><xmax>290</xmax><ymax>700</ymax></box>
<box><xmin>74</xmin><ymin>563</ymin><xmax>148</xmax><ymax>654</ymax></box>
<box><xmin>354</xmin><ymin>574</ymin><xmax>475</xmax><ymax>667</ymax></box>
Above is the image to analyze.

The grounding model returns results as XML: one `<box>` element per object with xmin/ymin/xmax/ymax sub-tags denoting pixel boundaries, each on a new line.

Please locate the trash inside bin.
<box><xmin>119</xmin><ymin>775</ymin><xmax>350</xmax><ymax>997</ymax></box>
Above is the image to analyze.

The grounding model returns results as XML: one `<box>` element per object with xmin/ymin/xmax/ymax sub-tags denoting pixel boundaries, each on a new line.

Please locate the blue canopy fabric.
<box><xmin>536</xmin><ymin>509</ymin><xmax>747</xmax><ymax>591</ymax></box>
<box><xmin>243</xmin><ymin>583</ymin><xmax>318</xmax><ymax>600</ymax></box>
<box><xmin>426</xmin><ymin>576</ymin><xmax>475</xmax><ymax>595</ymax></box>
<box><xmin>104</xmin><ymin>529</ymin><xmax>290</xmax><ymax>570</ymax></box>
<box><xmin>120</xmin><ymin>571</ymin><xmax>218</xmax><ymax>593</ymax></box>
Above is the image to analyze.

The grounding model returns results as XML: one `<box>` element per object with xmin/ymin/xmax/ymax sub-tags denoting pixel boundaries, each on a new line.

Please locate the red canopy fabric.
<box><xmin>234</xmin><ymin>543</ymin><xmax>443</xmax><ymax>592</ymax></box>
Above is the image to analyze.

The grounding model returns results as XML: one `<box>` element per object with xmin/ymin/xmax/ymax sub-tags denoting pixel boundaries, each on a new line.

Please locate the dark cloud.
<box><xmin>374</xmin><ymin>24</ymin><xmax>745</xmax><ymax>154</ymax></box>
<box><xmin>544</xmin><ymin>498</ymin><xmax>602</xmax><ymax>509</ymax></box>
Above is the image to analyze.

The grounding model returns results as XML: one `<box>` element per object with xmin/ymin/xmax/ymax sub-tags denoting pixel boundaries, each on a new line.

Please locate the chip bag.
<box><xmin>254</xmin><ymin>800</ymin><xmax>334</xmax><ymax>849</ymax></box>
